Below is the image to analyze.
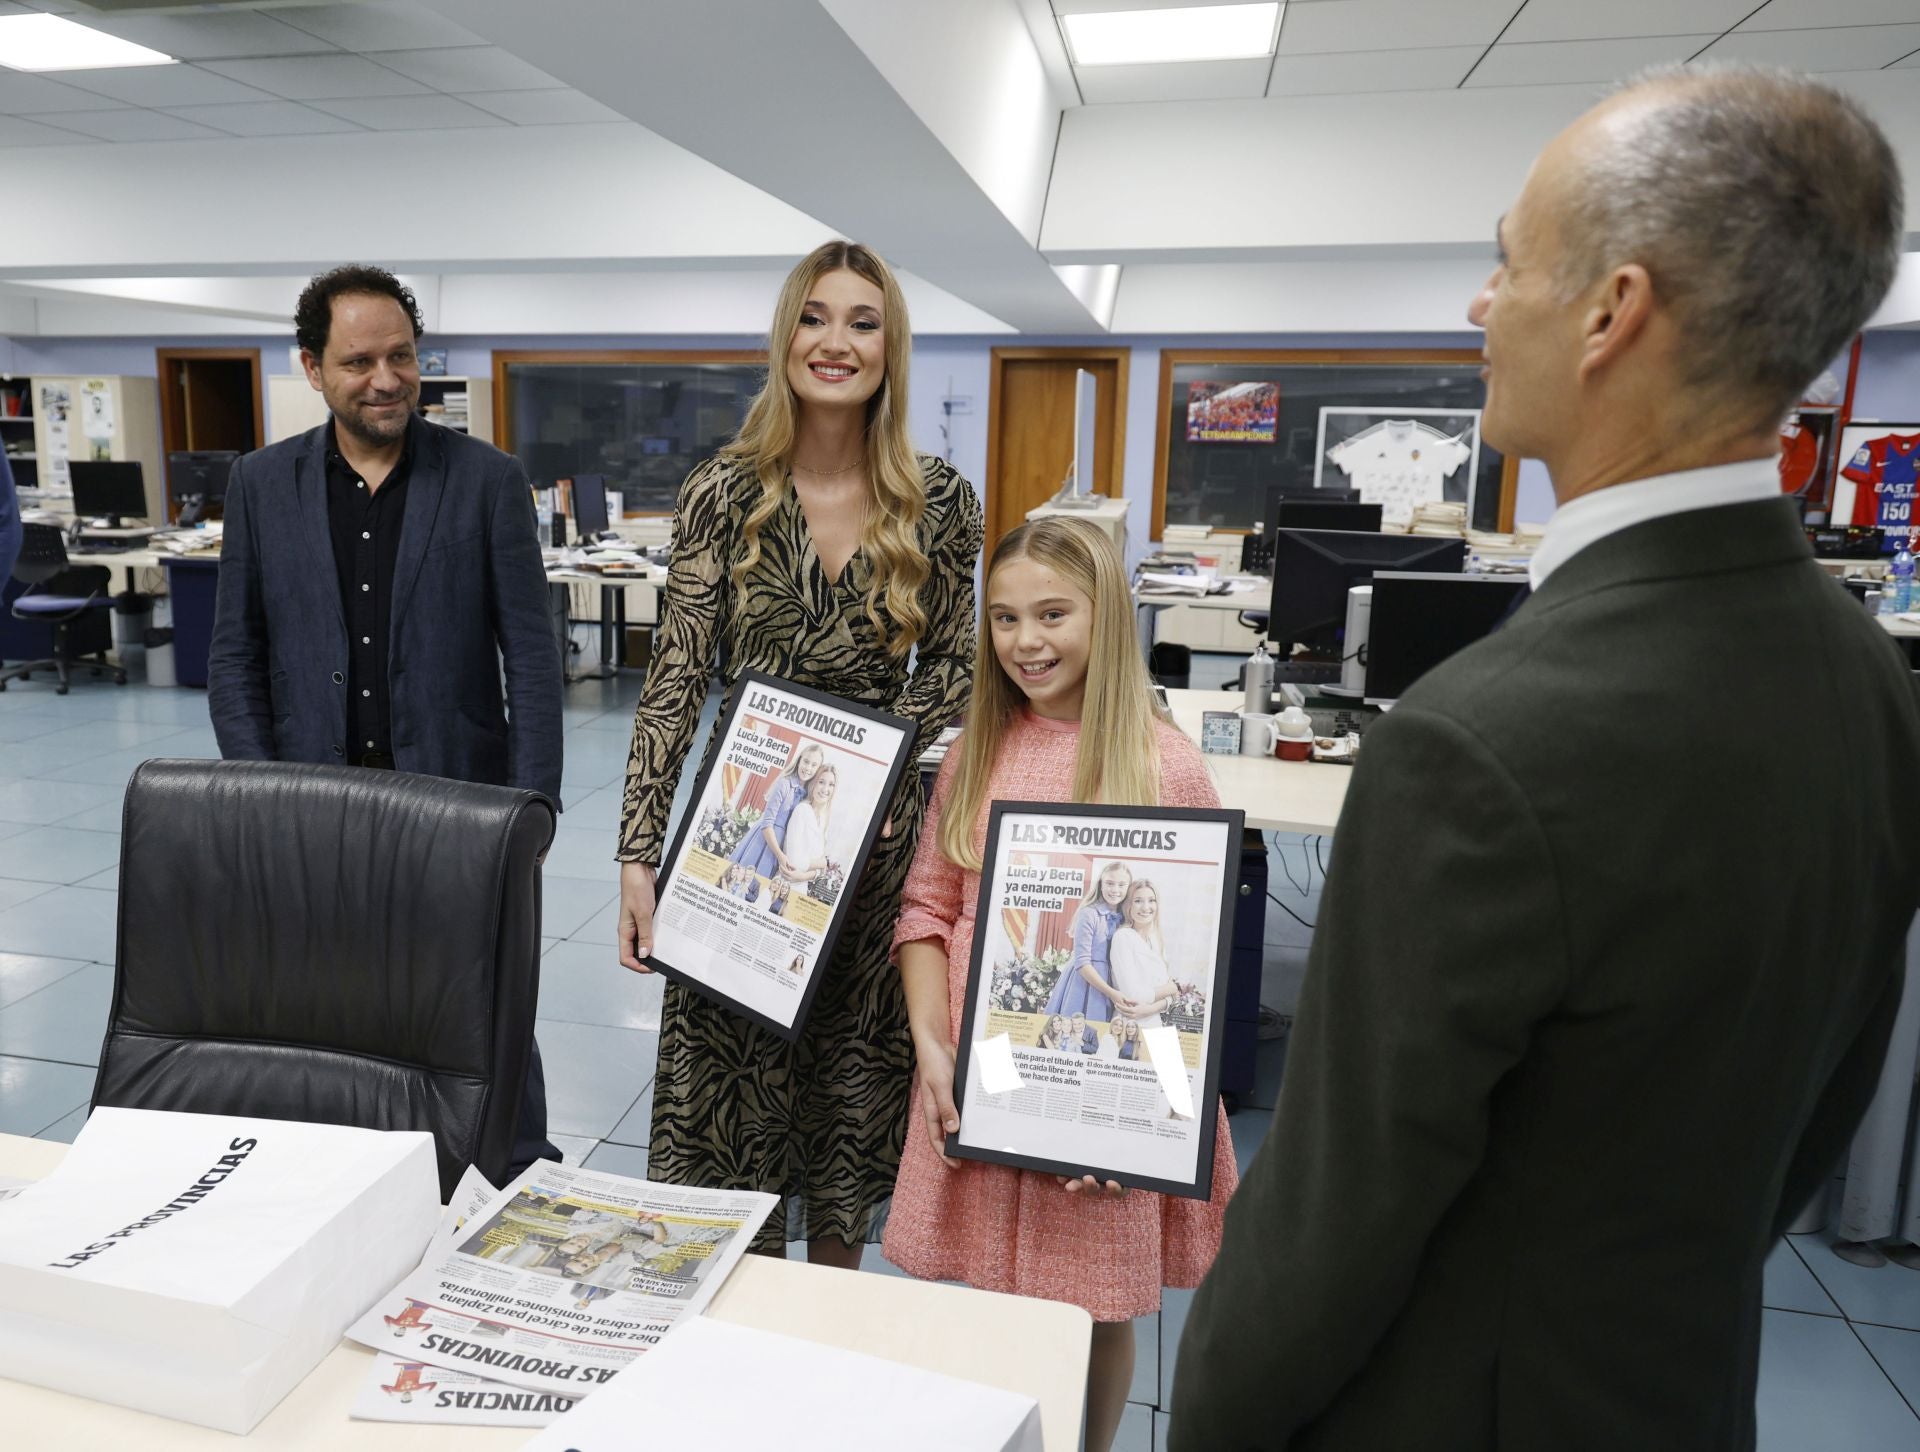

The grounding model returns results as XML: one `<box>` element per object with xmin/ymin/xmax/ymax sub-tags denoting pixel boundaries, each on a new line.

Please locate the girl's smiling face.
<box><xmin>1128</xmin><ymin>885</ymin><xmax>1159</xmax><ymax>929</ymax></box>
<box><xmin>1100</xmin><ymin>867</ymin><xmax>1130</xmax><ymax>906</ymax></box>
<box><xmin>794</xmin><ymin>745</ymin><xmax>823</xmax><ymax>782</ymax></box>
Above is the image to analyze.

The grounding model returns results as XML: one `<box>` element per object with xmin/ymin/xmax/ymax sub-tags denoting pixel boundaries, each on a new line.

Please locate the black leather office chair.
<box><xmin>0</xmin><ymin>522</ymin><xmax>123</xmax><ymax>694</ymax></box>
<box><xmin>92</xmin><ymin>759</ymin><xmax>557</xmax><ymax>1198</ymax></box>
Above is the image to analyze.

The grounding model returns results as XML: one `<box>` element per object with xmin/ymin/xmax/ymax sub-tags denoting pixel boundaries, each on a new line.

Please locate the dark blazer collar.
<box><xmin>1531</xmin><ymin>496</ymin><xmax>1812</xmax><ymax>611</ymax></box>
<box><xmin>294</xmin><ymin>421</ymin><xmax>342</xmax><ymax>631</ymax></box>
<box><xmin>391</xmin><ymin>415</ymin><xmax>448</xmax><ymax>630</ymax></box>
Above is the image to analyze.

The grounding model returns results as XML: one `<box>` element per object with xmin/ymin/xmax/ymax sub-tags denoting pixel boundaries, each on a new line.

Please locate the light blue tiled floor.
<box><xmin>4</xmin><ymin>661</ymin><xmax>1920</xmax><ymax>1450</ymax></box>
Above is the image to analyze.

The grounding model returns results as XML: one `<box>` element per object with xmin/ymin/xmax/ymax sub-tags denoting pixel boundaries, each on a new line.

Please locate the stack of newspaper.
<box><xmin>346</xmin><ymin>1160</ymin><xmax>777</xmax><ymax>1428</ymax></box>
<box><xmin>1408</xmin><ymin>500</ymin><xmax>1469</xmax><ymax>537</ymax></box>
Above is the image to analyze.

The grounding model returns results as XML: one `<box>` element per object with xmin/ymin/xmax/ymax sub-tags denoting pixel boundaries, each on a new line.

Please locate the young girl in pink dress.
<box><xmin>884</xmin><ymin>517</ymin><xmax>1239</xmax><ymax>1452</ymax></box>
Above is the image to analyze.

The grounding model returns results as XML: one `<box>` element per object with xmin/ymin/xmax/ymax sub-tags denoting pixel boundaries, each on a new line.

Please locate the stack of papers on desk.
<box><xmin>521</xmin><ymin>1317</ymin><xmax>1043</xmax><ymax>1452</ymax></box>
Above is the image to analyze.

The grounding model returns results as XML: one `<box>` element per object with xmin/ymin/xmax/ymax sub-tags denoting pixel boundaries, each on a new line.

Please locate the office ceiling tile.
<box><xmin>0</xmin><ymin>113</ymin><xmax>92</xmax><ymax>146</ymax></box>
<box><xmin>0</xmin><ymin>1</ymin><xmax>34</xmax><ymax>14</ymax></box>
<box><xmin>1465</xmin><ymin>34</ymin><xmax>1716</xmax><ymax>88</ymax></box>
<box><xmin>368</xmin><ymin>45</ymin><xmax>560</xmax><ymax>93</ymax></box>
<box><xmin>0</xmin><ymin>70</ymin><xmax>123</xmax><ymax>114</ymax></box>
<box><xmin>1739</xmin><ymin>0</ymin><xmax>1920</xmax><ymax>28</ymax></box>
<box><xmin>68</xmin><ymin>12</ymin><xmax>339</xmax><ymax>60</ymax></box>
<box><xmin>1074</xmin><ymin>56</ymin><xmax>1272</xmax><ymax>104</ymax></box>
<box><xmin>51</xmin><ymin>64</ymin><xmax>277</xmax><ymax>108</ymax></box>
<box><xmin>22</xmin><ymin>107</ymin><xmax>229</xmax><ymax>142</ymax></box>
<box><xmin>1701</xmin><ymin>24</ymin><xmax>1920</xmax><ymax>71</ymax></box>
<box><xmin>456</xmin><ymin>88</ymin><xmax>626</xmax><ymax>125</ymax></box>
<box><xmin>164</xmin><ymin>100</ymin><xmax>366</xmax><ymax>137</ymax></box>
<box><xmin>200</xmin><ymin>55</ymin><xmax>430</xmax><ymax>101</ymax></box>
<box><xmin>1896</xmin><ymin>48</ymin><xmax>1920</xmax><ymax>68</ymax></box>
<box><xmin>1267</xmin><ymin>43</ymin><xmax>1482</xmax><ymax>96</ymax></box>
<box><xmin>306</xmin><ymin>93</ymin><xmax>510</xmax><ymax>130</ymax></box>
<box><xmin>271</xmin><ymin>1</ymin><xmax>488</xmax><ymax>52</ymax></box>
<box><xmin>1277</xmin><ymin>0</ymin><xmax>1519</xmax><ymax>55</ymax></box>
<box><xmin>1504</xmin><ymin>0</ymin><xmax>1757</xmax><ymax>44</ymax></box>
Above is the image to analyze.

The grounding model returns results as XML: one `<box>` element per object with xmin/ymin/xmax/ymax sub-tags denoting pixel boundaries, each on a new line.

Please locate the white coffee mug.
<box><xmin>1240</xmin><ymin>712</ymin><xmax>1278</xmax><ymax>756</ymax></box>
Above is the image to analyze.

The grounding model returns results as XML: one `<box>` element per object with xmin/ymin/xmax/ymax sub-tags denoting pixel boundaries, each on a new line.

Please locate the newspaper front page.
<box><xmin>347</xmin><ymin>1160</ymin><xmax>776</xmax><ymax>1397</ymax></box>
<box><xmin>351</xmin><ymin>1352</ymin><xmax>582</xmax><ymax>1427</ymax></box>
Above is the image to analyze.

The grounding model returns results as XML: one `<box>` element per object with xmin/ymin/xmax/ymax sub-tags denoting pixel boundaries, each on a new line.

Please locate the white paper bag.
<box><xmin>519</xmin><ymin>1317</ymin><xmax>1044</xmax><ymax>1452</ymax></box>
<box><xmin>0</xmin><ymin>1106</ymin><xmax>438</xmax><ymax>1433</ymax></box>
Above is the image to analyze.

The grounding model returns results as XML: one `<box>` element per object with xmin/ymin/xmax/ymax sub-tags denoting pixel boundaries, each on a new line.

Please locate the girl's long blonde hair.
<box><xmin>938</xmin><ymin>517</ymin><xmax>1167</xmax><ymax>871</ymax></box>
<box><xmin>726</xmin><ymin>240</ymin><xmax>929</xmax><ymax>660</ymax></box>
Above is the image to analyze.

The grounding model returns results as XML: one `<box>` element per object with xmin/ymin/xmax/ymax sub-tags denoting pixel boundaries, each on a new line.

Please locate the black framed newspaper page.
<box><xmin>947</xmin><ymin>801</ymin><xmax>1244</xmax><ymax>1200</ymax></box>
<box><xmin>644</xmin><ymin>672</ymin><xmax>916</xmax><ymax>1041</ymax></box>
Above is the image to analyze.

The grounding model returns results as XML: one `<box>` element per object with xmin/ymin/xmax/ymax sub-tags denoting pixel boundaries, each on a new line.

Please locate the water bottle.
<box><xmin>1243</xmin><ymin>641</ymin><xmax>1274</xmax><ymax>715</ymax></box>
<box><xmin>535</xmin><ymin>489</ymin><xmax>553</xmax><ymax>544</ymax></box>
<box><xmin>1889</xmin><ymin>545</ymin><xmax>1915</xmax><ymax>615</ymax></box>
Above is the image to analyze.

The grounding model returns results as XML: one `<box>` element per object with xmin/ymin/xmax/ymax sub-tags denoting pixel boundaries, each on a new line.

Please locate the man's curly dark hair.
<box><xmin>294</xmin><ymin>265</ymin><xmax>423</xmax><ymax>359</ymax></box>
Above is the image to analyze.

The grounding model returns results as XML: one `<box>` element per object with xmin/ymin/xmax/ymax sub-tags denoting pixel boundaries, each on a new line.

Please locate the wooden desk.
<box><xmin>0</xmin><ymin>1133</ymin><xmax>1089</xmax><ymax>1449</ymax></box>
<box><xmin>1166</xmin><ymin>688</ymin><xmax>1351</xmax><ymax>835</ymax></box>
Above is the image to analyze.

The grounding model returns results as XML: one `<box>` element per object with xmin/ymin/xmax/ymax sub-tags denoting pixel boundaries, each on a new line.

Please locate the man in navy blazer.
<box><xmin>210</xmin><ymin>265</ymin><xmax>564</xmax><ymax>1172</ymax></box>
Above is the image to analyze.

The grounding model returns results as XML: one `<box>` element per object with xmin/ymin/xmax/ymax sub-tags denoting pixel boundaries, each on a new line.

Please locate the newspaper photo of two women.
<box><xmin>951</xmin><ymin>803</ymin><xmax>1244</xmax><ymax>1199</ymax></box>
<box><xmin>647</xmin><ymin>673</ymin><xmax>914</xmax><ymax>1039</ymax></box>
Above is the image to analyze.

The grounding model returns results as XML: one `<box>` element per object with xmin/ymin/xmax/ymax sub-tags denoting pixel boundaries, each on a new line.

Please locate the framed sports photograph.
<box><xmin>1186</xmin><ymin>380</ymin><xmax>1279</xmax><ymax>444</ymax></box>
<box><xmin>947</xmin><ymin>801</ymin><xmax>1244</xmax><ymax>1200</ymax></box>
<box><xmin>1832</xmin><ymin>422</ymin><xmax>1920</xmax><ymax>549</ymax></box>
<box><xmin>646</xmin><ymin>673</ymin><xmax>916</xmax><ymax>1041</ymax></box>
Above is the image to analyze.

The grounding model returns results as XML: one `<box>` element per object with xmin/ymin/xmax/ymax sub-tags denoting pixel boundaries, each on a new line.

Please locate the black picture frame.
<box><xmin>946</xmin><ymin>800</ymin><xmax>1244</xmax><ymax>1200</ymax></box>
<box><xmin>644</xmin><ymin>671</ymin><xmax>917</xmax><ymax>1042</ymax></box>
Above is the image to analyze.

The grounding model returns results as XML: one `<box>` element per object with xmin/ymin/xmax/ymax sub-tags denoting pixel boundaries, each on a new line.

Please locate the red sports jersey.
<box><xmin>1840</xmin><ymin>432</ymin><xmax>1920</xmax><ymax>541</ymax></box>
<box><xmin>1778</xmin><ymin>420</ymin><xmax>1821</xmax><ymax>495</ymax></box>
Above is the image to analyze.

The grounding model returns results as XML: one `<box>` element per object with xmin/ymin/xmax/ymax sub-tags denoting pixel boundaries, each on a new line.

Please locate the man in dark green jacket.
<box><xmin>1172</xmin><ymin>66</ymin><xmax>1920</xmax><ymax>1452</ymax></box>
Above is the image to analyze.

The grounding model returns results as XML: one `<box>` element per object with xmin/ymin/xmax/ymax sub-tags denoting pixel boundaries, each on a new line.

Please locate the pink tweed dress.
<box><xmin>882</xmin><ymin>709</ymin><xmax>1240</xmax><ymax>1322</ymax></box>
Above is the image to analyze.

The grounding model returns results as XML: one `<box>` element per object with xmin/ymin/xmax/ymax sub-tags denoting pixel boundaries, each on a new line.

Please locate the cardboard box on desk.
<box><xmin>522</xmin><ymin>1316</ymin><xmax>1044</xmax><ymax>1452</ymax></box>
<box><xmin>0</xmin><ymin>1106</ymin><xmax>438</xmax><ymax>1434</ymax></box>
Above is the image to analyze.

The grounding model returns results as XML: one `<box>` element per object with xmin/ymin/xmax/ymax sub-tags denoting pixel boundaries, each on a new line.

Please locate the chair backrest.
<box><xmin>93</xmin><ymin>759</ymin><xmax>557</xmax><ymax>1198</ymax></box>
<box><xmin>13</xmin><ymin>522</ymin><xmax>70</xmax><ymax>585</ymax></box>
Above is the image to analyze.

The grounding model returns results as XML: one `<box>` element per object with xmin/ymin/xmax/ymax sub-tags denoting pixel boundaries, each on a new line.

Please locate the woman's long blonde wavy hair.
<box><xmin>937</xmin><ymin>518</ymin><xmax>1167</xmax><ymax>871</ymax></box>
<box><xmin>726</xmin><ymin>240</ymin><xmax>929</xmax><ymax>660</ymax></box>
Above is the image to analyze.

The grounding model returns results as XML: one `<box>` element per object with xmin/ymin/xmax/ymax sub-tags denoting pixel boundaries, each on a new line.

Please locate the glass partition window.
<box><xmin>1156</xmin><ymin>353</ymin><xmax>1511</xmax><ymax>534</ymax></box>
<box><xmin>499</xmin><ymin>355</ymin><xmax>766</xmax><ymax>515</ymax></box>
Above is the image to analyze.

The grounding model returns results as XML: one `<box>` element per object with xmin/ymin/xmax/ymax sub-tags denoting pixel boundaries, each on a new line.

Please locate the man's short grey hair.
<box><xmin>1557</xmin><ymin>64</ymin><xmax>1903</xmax><ymax>424</ymax></box>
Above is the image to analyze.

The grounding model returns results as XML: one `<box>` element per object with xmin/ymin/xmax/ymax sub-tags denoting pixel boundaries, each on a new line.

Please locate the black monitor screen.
<box><xmin>1365</xmin><ymin>573</ymin><xmax>1529</xmax><ymax>703</ymax></box>
<box><xmin>70</xmin><ymin>461</ymin><xmax>148</xmax><ymax>522</ymax></box>
<box><xmin>1268</xmin><ymin>528</ymin><xmax>1467</xmax><ymax>656</ymax></box>
<box><xmin>1273</xmin><ymin>497</ymin><xmax>1383</xmax><ymax>534</ymax></box>
<box><xmin>570</xmin><ymin>472</ymin><xmax>610</xmax><ymax>536</ymax></box>
<box><xmin>166</xmin><ymin>451</ymin><xmax>238</xmax><ymax>502</ymax></box>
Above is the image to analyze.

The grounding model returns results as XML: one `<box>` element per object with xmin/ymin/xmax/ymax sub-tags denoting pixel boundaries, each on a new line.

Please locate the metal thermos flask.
<box><xmin>1243</xmin><ymin>641</ymin><xmax>1274</xmax><ymax>715</ymax></box>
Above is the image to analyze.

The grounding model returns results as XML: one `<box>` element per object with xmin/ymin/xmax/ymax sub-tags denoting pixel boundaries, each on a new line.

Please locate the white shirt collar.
<box><xmin>1528</xmin><ymin>457</ymin><xmax>1781</xmax><ymax>591</ymax></box>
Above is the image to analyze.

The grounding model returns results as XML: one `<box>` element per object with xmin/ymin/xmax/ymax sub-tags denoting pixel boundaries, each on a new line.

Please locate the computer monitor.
<box><xmin>1267</xmin><ymin>528</ymin><xmax>1467</xmax><ymax>657</ymax></box>
<box><xmin>69</xmin><ymin>461</ymin><xmax>149</xmax><ymax>527</ymax></box>
<box><xmin>166</xmin><ymin>451</ymin><xmax>238</xmax><ymax>526</ymax></box>
<box><xmin>570</xmin><ymin>472</ymin><xmax>611</xmax><ymax>539</ymax></box>
<box><xmin>1272</xmin><ymin>497</ymin><xmax>1383</xmax><ymax>534</ymax></box>
<box><xmin>1364</xmin><ymin>573</ymin><xmax>1529</xmax><ymax>704</ymax></box>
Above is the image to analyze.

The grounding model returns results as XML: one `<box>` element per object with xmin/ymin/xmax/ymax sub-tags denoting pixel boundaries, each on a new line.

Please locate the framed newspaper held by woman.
<box><xmin>947</xmin><ymin>800</ymin><xmax>1243</xmax><ymax>1199</ymax></box>
<box><xmin>645</xmin><ymin>672</ymin><xmax>916</xmax><ymax>1041</ymax></box>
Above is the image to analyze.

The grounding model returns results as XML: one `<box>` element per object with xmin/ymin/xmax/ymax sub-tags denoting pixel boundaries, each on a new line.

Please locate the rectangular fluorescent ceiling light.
<box><xmin>0</xmin><ymin>14</ymin><xmax>177</xmax><ymax>72</ymax></box>
<box><xmin>1063</xmin><ymin>3</ymin><xmax>1281</xmax><ymax>67</ymax></box>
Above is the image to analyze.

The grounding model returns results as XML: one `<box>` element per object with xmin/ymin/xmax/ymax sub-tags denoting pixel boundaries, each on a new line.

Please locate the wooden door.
<box><xmin>156</xmin><ymin>348</ymin><xmax>264</xmax><ymax>523</ymax></box>
<box><xmin>986</xmin><ymin>348</ymin><xmax>1128</xmax><ymax>551</ymax></box>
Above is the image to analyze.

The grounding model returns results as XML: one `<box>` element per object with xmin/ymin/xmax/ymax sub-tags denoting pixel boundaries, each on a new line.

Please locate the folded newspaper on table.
<box><xmin>348</xmin><ymin>1159</ymin><xmax>777</xmax><ymax>1400</ymax></box>
<box><xmin>0</xmin><ymin>1106</ymin><xmax>438</xmax><ymax>1433</ymax></box>
<box><xmin>520</xmin><ymin>1317</ymin><xmax>1045</xmax><ymax>1452</ymax></box>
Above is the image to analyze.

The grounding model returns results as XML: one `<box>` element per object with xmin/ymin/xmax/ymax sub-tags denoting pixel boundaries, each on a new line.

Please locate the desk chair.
<box><xmin>0</xmin><ymin>522</ymin><xmax>123</xmax><ymax>694</ymax></box>
<box><xmin>92</xmin><ymin>759</ymin><xmax>557</xmax><ymax>1198</ymax></box>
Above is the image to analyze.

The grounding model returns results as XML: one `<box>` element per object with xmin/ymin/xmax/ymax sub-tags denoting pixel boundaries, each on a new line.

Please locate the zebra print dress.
<box><xmin>619</xmin><ymin>452</ymin><xmax>983</xmax><ymax>1249</ymax></box>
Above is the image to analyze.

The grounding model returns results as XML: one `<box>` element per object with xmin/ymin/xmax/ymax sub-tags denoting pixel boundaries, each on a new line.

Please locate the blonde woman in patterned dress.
<box><xmin>615</xmin><ymin>240</ymin><xmax>983</xmax><ymax>1269</ymax></box>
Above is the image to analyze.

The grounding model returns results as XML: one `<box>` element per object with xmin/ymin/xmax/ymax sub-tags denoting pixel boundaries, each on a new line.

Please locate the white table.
<box><xmin>1877</xmin><ymin>612</ymin><xmax>1920</xmax><ymax>640</ymax></box>
<box><xmin>1166</xmin><ymin>688</ymin><xmax>1351</xmax><ymax>835</ymax></box>
<box><xmin>1134</xmin><ymin>581</ymin><xmax>1268</xmax><ymax>653</ymax></box>
<box><xmin>0</xmin><ymin>1133</ymin><xmax>1090</xmax><ymax>1449</ymax></box>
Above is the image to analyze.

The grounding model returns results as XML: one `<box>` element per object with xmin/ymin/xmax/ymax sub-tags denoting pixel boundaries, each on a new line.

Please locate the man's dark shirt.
<box><xmin>324</xmin><ymin>419</ymin><xmax>413</xmax><ymax>765</ymax></box>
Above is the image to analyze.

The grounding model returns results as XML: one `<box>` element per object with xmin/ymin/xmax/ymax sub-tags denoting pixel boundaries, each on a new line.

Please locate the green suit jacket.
<box><xmin>1171</xmin><ymin>497</ymin><xmax>1920</xmax><ymax>1451</ymax></box>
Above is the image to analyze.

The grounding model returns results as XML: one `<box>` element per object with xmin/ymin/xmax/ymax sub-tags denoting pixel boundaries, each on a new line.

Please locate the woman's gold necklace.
<box><xmin>793</xmin><ymin>455</ymin><xmax>865</xmax><ymax>477</ymax></box>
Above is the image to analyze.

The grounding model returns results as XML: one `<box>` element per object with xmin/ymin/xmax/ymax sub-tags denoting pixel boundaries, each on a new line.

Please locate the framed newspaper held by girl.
<box><xmin>645</xmin><ymin>672</ymin><xmax>916</xmax><ymax>1041</ymax></box>
<box><xmin>947</xmin><ymin>800</ymin><xmax>1243</xmax><ymax>1199</ymax></box>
